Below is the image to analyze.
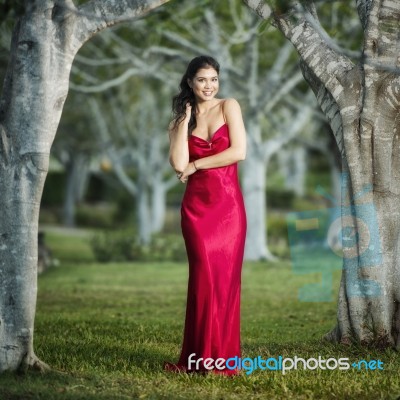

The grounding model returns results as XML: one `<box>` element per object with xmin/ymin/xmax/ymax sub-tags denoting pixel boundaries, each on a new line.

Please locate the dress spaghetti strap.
<box><xmin>221</xmin><ymin>99</ymin><xmax>227</xmax><ymax>124</ymax></box>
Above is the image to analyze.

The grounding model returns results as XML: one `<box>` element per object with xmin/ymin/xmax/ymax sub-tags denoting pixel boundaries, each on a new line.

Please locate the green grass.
<box><xmin>1</xmin><ymin>233</ymin><xmax>400</xmax><ymax>399</ymax></box>
<box><xmin>44</xmin><ymin>228</ymin><xmax>96</xmax><ymax>263</ymax></box>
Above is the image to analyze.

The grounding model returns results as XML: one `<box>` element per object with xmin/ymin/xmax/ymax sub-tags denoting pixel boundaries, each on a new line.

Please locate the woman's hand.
<box><xmin>178</xmin><ymin>161</ymin><xmax>197</xmax><ymax>183</ymax></box>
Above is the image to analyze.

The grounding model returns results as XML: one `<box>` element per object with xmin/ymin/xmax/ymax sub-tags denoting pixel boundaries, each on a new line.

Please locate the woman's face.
<box><xmin>189</xmin><ymin>67</ymin><xmax>219</xmax><ymax>102</ymax></box>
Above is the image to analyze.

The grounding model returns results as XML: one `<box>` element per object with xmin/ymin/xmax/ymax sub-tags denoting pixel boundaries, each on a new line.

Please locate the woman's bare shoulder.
<box><xmin>222</xmin><ymin>98</ymin><xmax>241</xmax><ymax>109</ymax></box>
<box><xmin>221</xmin><ymin>98</ymin><xmax>242</xmax><ymax>115</ymax></box>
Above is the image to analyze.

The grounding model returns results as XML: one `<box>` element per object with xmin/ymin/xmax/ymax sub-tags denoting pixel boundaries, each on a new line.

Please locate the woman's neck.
<box><xmin>195</xmin><ymin>99</ymin><xmax>218</xmax><ymax>115</ymax></box>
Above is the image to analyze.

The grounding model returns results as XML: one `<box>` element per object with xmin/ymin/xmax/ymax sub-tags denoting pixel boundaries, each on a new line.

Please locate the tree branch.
<box><xmin>244</xmin><ymin>0</ymin><xmax>355</xmax><ymax>109</ymax></box>
<box><xmin>75</xmin><ymin>0</ymin><xmax>170</xmax><ymax>47</ymax></box>
<box><xmin>295</xmin><ymin>3</ymin><xmax>361</xmax><ymax>60</ymax></box>
<box><xmin>89</xmin><ymin>97</ymin><xmax>138</xmax><ymax>196</ymax></box>
<box><xmin>70</xmin><ymin>67</ymin><xmax>141</xmax><ymax>93</ymax></box>
<box><xmin>242</xmin><ymin>0</ymin><xmax>272</xmax><ymax>20</ymax></box>
<box><xmin>161</xmin><ymin>30</ymin><xmax>209</xmax><ymax>57</ymax></box>
<box><xmin>363</xmin><ymin>0</ymin><xmax>400</xmax><ymax>64</ymax></box>
<box><xmin>263</xmin><ymin>70</ymin><xmax>304</xmax><ymax>112</ymax></box>
<box><xmin>75</xmin><ymin>53</ymin><xmax>131</xmax><ymax>67</ymax></box>
<box><xmin>264</xmin><ymin>97</ymin><xmax>313</xmax><ymax>160</ymax></box>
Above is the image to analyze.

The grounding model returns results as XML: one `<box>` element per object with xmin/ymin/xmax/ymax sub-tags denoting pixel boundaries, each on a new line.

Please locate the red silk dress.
<box><xmin>165</xmin><ymin>123</ymin><xmax>247</xmax><ymax>376</ymax></box>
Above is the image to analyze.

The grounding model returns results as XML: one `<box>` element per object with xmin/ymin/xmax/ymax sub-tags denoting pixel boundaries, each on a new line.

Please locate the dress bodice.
<box><xmin>188</xmin><ymin>123</ymin><xmax>230</xmax><ymax>160</ymax></box>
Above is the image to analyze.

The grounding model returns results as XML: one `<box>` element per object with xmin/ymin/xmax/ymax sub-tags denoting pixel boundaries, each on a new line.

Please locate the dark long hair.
<box><xmin>171</xmin><ymin>55</ymin><xmax>220</xmax><ymax>134</ymax></box>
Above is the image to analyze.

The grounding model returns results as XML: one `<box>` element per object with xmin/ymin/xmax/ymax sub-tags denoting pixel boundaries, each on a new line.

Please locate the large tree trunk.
<box><xmin>0</xmin><ymin>0</ymin><xmax>169</xmax><ymax>373</ymax></box>
<box><xmin>0</xmin><ymin>3</ymin><xmax>75</xmax><ymax>372</ymax></box>
<box><xmin>244</xmin><ymin>0</ymin><xmax>400</xmax><ymax>347</ymax></box>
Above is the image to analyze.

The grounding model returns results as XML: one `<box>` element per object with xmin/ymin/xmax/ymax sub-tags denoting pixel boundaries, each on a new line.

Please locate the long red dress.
<box><xmin>166</xmin><ymin>123</ymin><xmax>247</xmax><ymax>376</ymax></box>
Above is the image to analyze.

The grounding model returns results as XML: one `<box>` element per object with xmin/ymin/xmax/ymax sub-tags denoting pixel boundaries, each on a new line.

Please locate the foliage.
<box><xmin>41</xmin><ymin>172</ymin><xmax>67</xmax><ymax>206</ymax></box>
<box><xmin>267</xmin><ymin>188</ymin><xmax>296</xmax><ymax>209</ymax></box>
<box><xmin>0</xmin><ymin>0</ymin><xmax>24</xmax><ymax>24</ymax></box>
<box><xmin>267</xmin><ymin>212</ymin><xmax>289</xmax><ymax>242</ymax></box>
<box><xmin>268</xmin><ymin>0</ymin><xmax>292</xmax><ymax>14</ymax></box>
<box><xmin>90</xmin><ymin>230</ymin><xmax>187</xmax><ymax>262</ymax></box>
<box><xmin>112</xmin><ymin>191</ymin><xmax>136</xmax><ymax>226</ymax></box>
<box><xmin>90</xmin><ymin>229</ymin><xmax>135</xmax><ymax>262</ymax></box>
<box><xmin>267</xmin><ymin>212</ymin><xmax>291</xmax><ymax>258</ymax></box>
<box><xmin>75</xmin><ymin>204</ymin><xmax>116</xmax><ymax>229</ymax></box>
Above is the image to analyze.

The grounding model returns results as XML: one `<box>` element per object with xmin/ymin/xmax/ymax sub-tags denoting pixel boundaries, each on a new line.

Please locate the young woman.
<box><xmin>165</xmin><ymin>55</ymin><xmax>247</xmax><ymax>375</ymax></box>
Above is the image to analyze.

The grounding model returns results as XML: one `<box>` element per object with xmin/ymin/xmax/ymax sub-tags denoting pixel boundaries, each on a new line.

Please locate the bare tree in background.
<box><xmin>90</xmin><ymin>87</ymin><xmax>176</xmax><ymax>244</ymax></box>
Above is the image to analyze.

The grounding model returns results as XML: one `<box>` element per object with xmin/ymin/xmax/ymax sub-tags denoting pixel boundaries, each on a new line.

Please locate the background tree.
<box><xmin>52</xmin><ymin>94</ymin><xmax>95</xmax><ymax>227</ymax></box>
<box><xmin>244</xmin><ymin>0</ymin><xmax>400</xmax><ymax>347</ymax></box>
<box><xmin>89</xmin><ymin>84</ymin><xmax>176</xmax><ymax>244</ymax></box>
<box><xmin>0</xmin><ymin>0</ymin><xmax>170</xmax><ymax>373</ymax></box>
<box><xmin>69</xmin><ymin>20</ymin><xmax>187</xmax><ymax>239</ymax></box>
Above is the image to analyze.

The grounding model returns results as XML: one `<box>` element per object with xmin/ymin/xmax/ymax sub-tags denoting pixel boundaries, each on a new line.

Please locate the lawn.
<box><xmin>1</xmin><ymin>231</ymin><xmax>400</xmax><ymax>399</ymax></box>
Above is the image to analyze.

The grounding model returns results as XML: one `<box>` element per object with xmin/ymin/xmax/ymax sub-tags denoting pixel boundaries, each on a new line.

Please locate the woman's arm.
<box><xmin>168</xmin><ymin>103</ymin><xmax>191</xmax><ymax>173</ymax></box>
<box><xmin>180</xmin><ymin>98</ymin><xmax>246</xmax><ymax>181</ymax></box>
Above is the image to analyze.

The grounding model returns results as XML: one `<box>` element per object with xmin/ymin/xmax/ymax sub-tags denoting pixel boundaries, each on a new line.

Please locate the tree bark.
<box><xmin>244</xmin><ymin>0</ymin><xmax>400</xmax><ymax>347</ymax></box>
<box><xmin>0</xmin><ymin>0</ymin><xmax>169</xmax><ymax>373</ymax></box>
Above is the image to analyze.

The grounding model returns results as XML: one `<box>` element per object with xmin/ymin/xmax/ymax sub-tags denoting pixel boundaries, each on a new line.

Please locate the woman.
<box><xmin>165</xmin><ymin>55</ymin><xmax>247</xmax><ymax>375</ymax></box>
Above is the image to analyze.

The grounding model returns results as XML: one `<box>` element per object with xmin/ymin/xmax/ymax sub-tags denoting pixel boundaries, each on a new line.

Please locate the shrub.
<box><xmin>76</xmin><ymin>203</ymin><xmax>115</xmax><ymax>228</ymax></box>
<box><xmin>267</xmin><ymin>188</ymin><xmax>295</xmax><ymax>209</ymax></box>
<box><xmin>90</xmin><ymin>230</ymin><xmax>187</xmax><ymax>263</ymax></box>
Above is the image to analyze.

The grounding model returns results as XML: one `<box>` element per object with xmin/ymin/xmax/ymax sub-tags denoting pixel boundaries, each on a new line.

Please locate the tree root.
<box><xmin>323</xmin><ymin>325</ymin><xmax>393</xmax><ymax>350</ymax></box>
<box><xmin>18</xmin><ymin>353</ymin><xmax>50</xmax><ymax>374</ymax></box>
<box><xmin>323</xmin><ymin>325</ymin><xmax>342</xmax><ymax>344</ymax></box>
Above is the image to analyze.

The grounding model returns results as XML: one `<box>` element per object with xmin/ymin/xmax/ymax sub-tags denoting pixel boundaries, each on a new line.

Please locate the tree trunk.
<box><xmin>150</xmin><ymin>176</ymin><xmax>166</xmax><ymax>234</ymax></box>
<box><xmin>0</xmin><ymin>0</ymin><xmax>169</xmax><ymax>373</ymax></box>
<box><xmin>243</xmin><ymin>0</ymin><xmax>400</xmax><ymax>347</ymax></box>
<box><xmin>279</xmin><ymin>147</ymin><xmax>307</xmax><ymax>197</ymax></box>
<box><xmin>62</xmin><ymin>152</ymin><xmax>88</xmax><ymax>227</ymax></box>
<box><xmin>136</xmin><ymin>182</ymin><xmax>151</xmax><ymax>245</ymax></box>
<box><xmin>298</xmin><ymin>15</ymin><xmax>400</xmax><ymax>348</ymax></box>
<box><xmin>328</xmin><ymin>149</ymin><xmax>341</xmax><ymax>204</ymax></box>
<box><xmin>326</xmin><ymin>163</ymin><xmax>400</xmax><ymax>347</ymax></box>
<box><xmin>242</xmin><ymin>121</ymin><xmax>275</xmax><ymax>261</ymax></box>
<box><xmin>0</xmin><ymin>4</ymin><xmax>75</xmax><ymax>373</ymax></box>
